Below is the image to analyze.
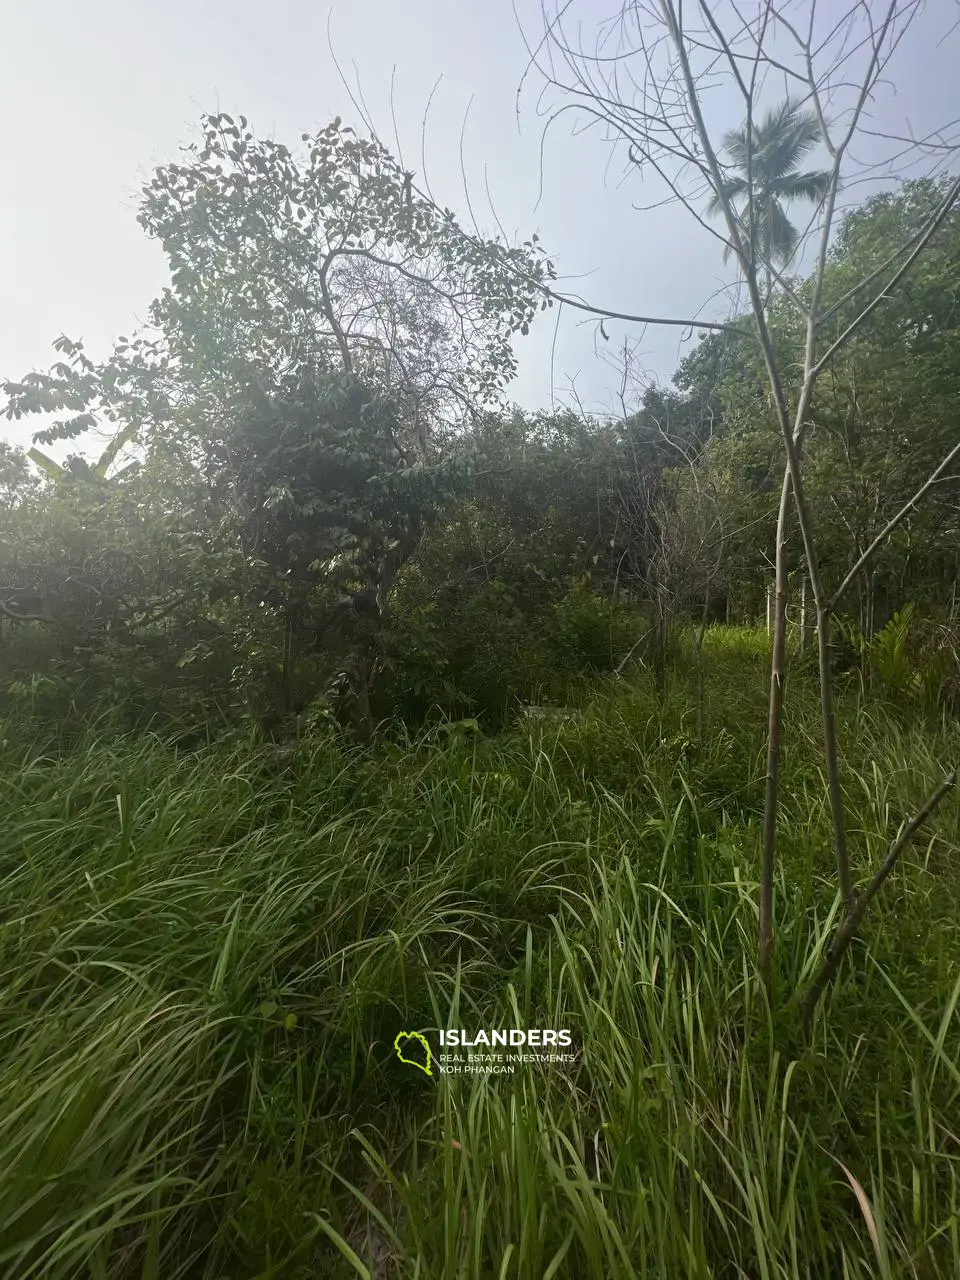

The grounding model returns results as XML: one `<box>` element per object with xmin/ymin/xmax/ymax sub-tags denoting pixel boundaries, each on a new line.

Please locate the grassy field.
<box><xmin>1</xmin><ymin>628</ymin><xmax>958</xmax><ymax>1278</ymax></box>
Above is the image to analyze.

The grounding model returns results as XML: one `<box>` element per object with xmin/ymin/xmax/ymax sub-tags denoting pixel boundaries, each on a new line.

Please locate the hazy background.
<box><xmin>2</xmin><ymin>0</ymin><xmax>958</xmax><ymax>455</ymax></box>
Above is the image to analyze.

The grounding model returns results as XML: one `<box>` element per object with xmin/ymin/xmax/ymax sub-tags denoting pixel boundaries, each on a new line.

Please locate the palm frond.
<box><xmin>771</xmin><ymin>169</ymin><xmax>832</xmax><ymax>205</ymax></box>
<box><xmin>706</xmin><ymin>176</ymin><xmax>748</xmax><ymax>216</ymax></box>
<box><xmin>722</xmin><ymin>127</ymin><xmax>752</xmax><ymax>169</ymax></box>
<box><xmin>757</xmin><ymin>99</ymin><xmax>800</xmax><ymax>141</ymax></box>
<box><xmin>759</xmin><ymin>104</ymin><xmax>823</xmax><ymax>180</ymax></box>
<box><xmin>740</xmin><ymin>100</ymin><xmax>801</xmax><ymax>177</ymax></box>
<box><xmin>763</xmin><ymin>200</ymin><xmax>800</xmax><ymax>265</ymax></box>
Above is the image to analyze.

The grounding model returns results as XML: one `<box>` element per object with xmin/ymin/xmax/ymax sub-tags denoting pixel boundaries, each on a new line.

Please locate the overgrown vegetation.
<box><xmin>2</xmin><ymin>14</ymin><xmax>960</xmax><ymax>1267</ymax></box>
<box><xmin>1</xmin><ymin>637</ymin><xmax>958</xmax><ymax>1277</ymax></box>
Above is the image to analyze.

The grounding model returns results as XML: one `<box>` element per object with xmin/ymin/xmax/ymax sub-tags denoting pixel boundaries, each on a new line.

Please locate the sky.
<box><xmin>2</xmin><ymin>0</ymin><xmax>958</xmax><ymax>458</ymax></box>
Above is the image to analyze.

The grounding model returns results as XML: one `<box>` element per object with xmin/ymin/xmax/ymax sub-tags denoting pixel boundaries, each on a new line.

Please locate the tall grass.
<box><xmin>0</xmin><ymin>629</ymin><xmax>957</xmax><ymax>1276</ymax></box>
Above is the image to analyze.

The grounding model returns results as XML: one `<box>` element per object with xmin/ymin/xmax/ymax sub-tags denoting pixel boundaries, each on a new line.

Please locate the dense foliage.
<box><xmin>1</xmin><ymin>111</ymin><xmax>959</xmax><ymax>1276</ymax></box>
<box><xmin>3</xmin><ymin>141</ymin><xmax>958</xmax><ymax>735</ymax></box>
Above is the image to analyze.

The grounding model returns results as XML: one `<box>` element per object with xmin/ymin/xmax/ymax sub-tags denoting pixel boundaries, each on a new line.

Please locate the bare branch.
<box><xmin>811</xmin><ymin>173</ymin><xmax>960</xmax><ymax>375</ymax></box>
<box><xmin>801</xmin><ymin>769</ymin><xmax>957</xmax><ymax>1024</ymax></box>
<box><xmin>827</xmin><ymin>437</ymin><xmax>960</xmax><ymax>614</ymax></box>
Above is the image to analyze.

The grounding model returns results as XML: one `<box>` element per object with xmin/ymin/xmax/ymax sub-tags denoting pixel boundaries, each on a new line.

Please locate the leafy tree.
<box><xmin>1</xmin><ymin>113</ymin><xmax>553</xmax><ymax>735</ymax></box>
<box><xmin>807</xmin><ymin>178</ymin><xmax>960</xmax><ymax>626</ymax></box>
<box><xmin>0</xmin><ymin>443</ymin><xmax>39</xmax><ymax>511</ymax></box>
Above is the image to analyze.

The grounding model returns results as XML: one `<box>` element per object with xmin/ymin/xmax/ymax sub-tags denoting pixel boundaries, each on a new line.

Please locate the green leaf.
<box><xmin>27</xmin><ymin>447</ymin><xmax>63</xmax><ymax>478</ymax></box>
<box><xmin>93</xmin><ymin>422</ymin><xmax>139</xmax><ymax>479</ymax></box>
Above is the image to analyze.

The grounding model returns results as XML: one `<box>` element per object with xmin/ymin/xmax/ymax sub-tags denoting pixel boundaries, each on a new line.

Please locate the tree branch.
<box><xmin>801</xmin><ymin>769</ymin><xmax>957</xmax><ymax>1024</ymax></box>
<box><xmin>827</xmin><ymin>437</ymin><xmax>960</xmax><ymax>614</ymax></box>
<box><xmin>0</xmin><ymin>598</ymin><xmax>49</xmax><ymax>623</ymax></box>
<box><xmin>810</xmin><ymin>173</ymin><xmax>960</xmax><ymax>378</ymax></box>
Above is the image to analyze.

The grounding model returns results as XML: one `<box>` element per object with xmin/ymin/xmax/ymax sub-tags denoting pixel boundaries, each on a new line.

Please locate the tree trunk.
<box><xmin>815</xmin><ymin>605</ymin><xmax>853</xmax><ymax>911</ymax></box>
<box><xmin>799</xmin><ymin>574</ymin><xmax>811</xmax><ymax>652</ymax></box>
<box><xmin>280</xmin><ymin>606</ymin><xmax>299</xmax><ymax>716</ymax></box>
<box><xmin>654</xmin><ymin>604</ymin><xmax>669</xmax><ymax>702</ymax></box>
<box><xmin>694</xmin><ymin>591</ymin><xmax>709</xmax><ymax>744</ymax></box>
<box><xmin>760</xmin><ymin>529</ymin><xmax>789</xmax><ymax>992</ymax></box>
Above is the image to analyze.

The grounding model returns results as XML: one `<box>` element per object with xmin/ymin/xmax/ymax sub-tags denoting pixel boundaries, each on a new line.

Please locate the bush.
<box><xmin>380</xmin><ymin>586</ymin><xmax>645</xmax><ymax>730</ymax></box>
<box><xmin>543</xmin><ymin>588</ymin><xmax>643</xmax><ymax>674</ymax></box>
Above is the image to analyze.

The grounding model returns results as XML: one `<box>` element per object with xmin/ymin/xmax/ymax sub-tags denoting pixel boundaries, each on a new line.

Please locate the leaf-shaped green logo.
<box><xmin>394</xmin><ymin>1030</ymin><xmax>432</xmax><ymax>1076</ymax></box>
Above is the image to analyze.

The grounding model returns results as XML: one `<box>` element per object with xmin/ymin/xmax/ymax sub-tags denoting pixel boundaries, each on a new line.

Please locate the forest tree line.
<box><xmin>1</xmin><ymin>115</ymin><xmax>957</xmax><ymax>741</ymax></box>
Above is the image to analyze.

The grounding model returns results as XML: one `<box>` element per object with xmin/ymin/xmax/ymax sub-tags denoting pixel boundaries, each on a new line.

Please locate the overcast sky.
<box><xmin>2</xmin><ymin>0</ymin><xmax>958</xmax><ymax>456</ymax></box>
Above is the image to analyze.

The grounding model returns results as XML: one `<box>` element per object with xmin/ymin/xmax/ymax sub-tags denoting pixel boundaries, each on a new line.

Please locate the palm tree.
<box><xmin>708</xmin><ymin>99</ymin><xmax>831</xmax><ymax>298</ymax></box>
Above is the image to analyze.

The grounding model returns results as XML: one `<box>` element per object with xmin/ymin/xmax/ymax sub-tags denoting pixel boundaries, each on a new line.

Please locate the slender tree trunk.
<box><xmin>815</xmin><ymin>606</ymin><xmax>853</xmax><ymax>909</ymax></box>
<box><xmin>694</xmin><ymin>590</ymin><xmax>709</xmax><ymax>744</ymax></box>
<box><xmin>765</xmin><ymin>582</ymin><xmax>773</xmax><ymax>636</ymax></box>
<box><xmin>799</xmin><ymin>573</ymin><xmax>810</xmax><ymax>652</ymax></box>
<box><xmin>280</xmin><ymin>606</ymin><xmax>298</xmax><ymax>716</ymax></box>
<box><xmin>760</xmin><ymin>438</ymin><xmax>853</xmax><ymax>981</ymax></box>
<box><xmin>857</xmin><ymin>568</ymin><xmax>873</xmax><ymax>693</ymax></box>
<box><xmin>655</xmin><ymin>607</ymin><xmax>669</xmax><ymax>702</ymax></box>
<box><xmin>760</xmin><ymin>471</ymin><xmax>792</xmax><ymax>991</ymax></box>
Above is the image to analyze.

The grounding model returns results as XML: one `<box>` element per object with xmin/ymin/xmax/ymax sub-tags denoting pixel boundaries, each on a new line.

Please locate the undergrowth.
<box><xmin>0</xmin><ymin>628</ymin><xmax>958</xmax><ymax>1277</ymax></box>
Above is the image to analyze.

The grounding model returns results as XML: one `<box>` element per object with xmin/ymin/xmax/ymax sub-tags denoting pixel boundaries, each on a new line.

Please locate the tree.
<box><xmin>808</xmin><ymin>179</ymin><xmax>960</xmax><ymax>631</ymax></box>
<box><xmin>523</xmin><ymin>0</ymin><xmax>960</xmax><ymax>1015</ymax></box>
<box><xmin>2</xmin><ymin>113</ymin><xmax>553</xmax><ymax>736</ymax></box>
